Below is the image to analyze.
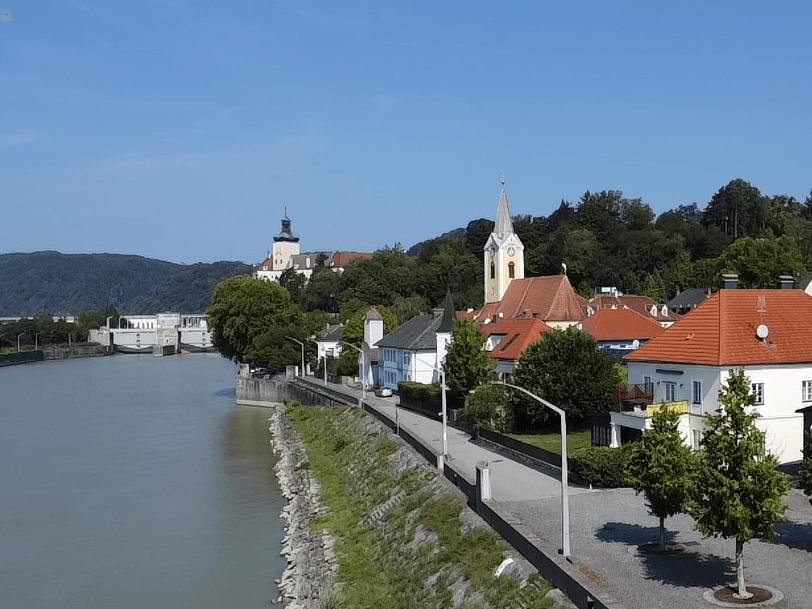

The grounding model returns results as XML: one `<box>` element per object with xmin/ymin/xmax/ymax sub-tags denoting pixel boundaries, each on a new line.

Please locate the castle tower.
<box><xmin>483</xmin><ymin>181</ymin><xmax>524</xmax><ymax>303</ymax></box>
<box><xmin>272</xmin><ymin>209</ymin><xmax>300</xmax><ymax>271</ymax></box>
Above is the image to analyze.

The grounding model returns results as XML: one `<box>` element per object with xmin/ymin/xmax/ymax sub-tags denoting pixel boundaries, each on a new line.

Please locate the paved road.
<box><xmin>311</xmin><ymin>379</ymin><xmax>812</xmax><ymax>609</ymax></box>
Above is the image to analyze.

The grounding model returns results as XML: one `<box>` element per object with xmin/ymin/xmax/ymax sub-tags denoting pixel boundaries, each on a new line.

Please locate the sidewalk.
<box><xmin>316</xmin><ymin>379</ymin><xmax>812</xmax><ymax>609</ymax></box>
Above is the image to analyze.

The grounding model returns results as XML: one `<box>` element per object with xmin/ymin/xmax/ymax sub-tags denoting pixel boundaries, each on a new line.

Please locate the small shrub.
<box><xmin>398</xmin><ymin>381</ymin><xmax>442</xmax><ymax>405</ymax></box>
<box><xmin>570</xmin><ymin>443</ymin><xmax>636</xmax><ymax>487</ymax></box>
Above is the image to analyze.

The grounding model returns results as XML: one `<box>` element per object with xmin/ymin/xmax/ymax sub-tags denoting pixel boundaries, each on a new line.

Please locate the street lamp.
<box><xmin>306</xmin><ymin>338</ymin><xmax>327</xmax><ymax>386</ymax></box>
<box><xmin>413</xmin><ymin>354</ymin><xmax>448</xmax><ymax>462</ymax></box>
<box><xmin>18</xmin><ymin>332</ymin><xmax>25</xmax><ymax>352</ymax></box>
<box><xmin>339</xmin><ymin>341</ymin><xmax>365</xmax><ymax>406</ymax></box>
<box><xmin>492</xmin><ymin>380</ymin><xmax>571</xmax><ymax>558</ymax></box>
<box><xmin>285</xmin><ymin>336</ymin><xmax>305</xmax><ymax>379</ymax></box>
<box><xmin>35</xmin><ymin>332</ymin><xmax>43</xmax><ymax>350</ymax></box>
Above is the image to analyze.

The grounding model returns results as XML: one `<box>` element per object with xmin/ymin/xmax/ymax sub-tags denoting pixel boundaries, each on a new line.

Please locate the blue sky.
<box><xmin>2</xmin><ymin>1</ymin><xmax>810</xmax><ymax>264</ymax></box>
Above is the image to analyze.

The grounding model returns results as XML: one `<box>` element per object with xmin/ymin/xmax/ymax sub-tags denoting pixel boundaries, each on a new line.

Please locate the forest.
<box><xmin>282</xmin><ymin>178</ymin><xmax>812</xmax><ymax>319</ymax></box>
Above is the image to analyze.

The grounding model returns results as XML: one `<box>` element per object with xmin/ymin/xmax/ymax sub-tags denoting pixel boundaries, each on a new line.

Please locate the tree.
<box><xmin>206</xmin><ymin>276</ymin><xmax>303</xmax><ymax>365</ymax></box>
<box><xmin>702</xmin><ymin>179</ymin><xmax>768</xmax><ymax>239</ymax></box>
<box><xmin>458</xmin><ymin>383</ymin><xmax>510</xmax><ymax>432</ymax></box>
<box><xmin>626</xmin><ymin>405</ymin><xmax>696</xmax><ymax>550</ymax></box>
<box><xmin>688</xmin><ymin>369</ymin><xmax>791</xmax><ymax>599</ymax></box>
<box><xmin>512</xmin><ymin>329</ymin><xmax>620</xmax><ymax>429</ymax></box>
<box><xmin>714</xmin><ymin>235</ymin><xmax>806</xmax><ymax>289</ymax></box>
<box><xmin>442</xmin><ymin>320</ymin><xmax>496</xmax><ymax>405</ymax></box>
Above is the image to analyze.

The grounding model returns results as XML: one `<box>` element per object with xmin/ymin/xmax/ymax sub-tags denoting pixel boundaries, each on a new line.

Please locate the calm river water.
<box><xmin>0</xmin><ymin>353</ymin><xmax>285</xmax><ymax>609</ymax></box>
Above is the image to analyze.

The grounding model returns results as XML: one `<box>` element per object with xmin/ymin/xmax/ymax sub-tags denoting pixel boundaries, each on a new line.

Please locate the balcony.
<box><xmin>614</xmin><ymin>383</ymin><xmax>653</xmax><ymax>411</ymax></box>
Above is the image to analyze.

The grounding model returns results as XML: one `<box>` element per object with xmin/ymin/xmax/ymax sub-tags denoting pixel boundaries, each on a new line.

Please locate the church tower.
<box><xmin>272</xmin><ymin>209</ymin><xmax>300</xmax><ymax>271</ymax></box>
<box><xmin>483</xmin><ymin>181</ymin><xmax>524</xmax><ymax>303</ymax></box>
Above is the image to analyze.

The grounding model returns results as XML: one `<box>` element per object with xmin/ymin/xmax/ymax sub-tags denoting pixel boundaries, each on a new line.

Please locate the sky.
<box><xmin>2</xmin><ymin>1</ymin><xmax>811</xmax><ymax>264</ymax></box>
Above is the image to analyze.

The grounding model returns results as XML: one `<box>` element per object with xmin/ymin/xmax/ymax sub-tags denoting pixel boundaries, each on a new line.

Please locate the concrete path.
<box><xmin>306</xmin><ymin>378</ymin><xmax>812</xmax><ymax>609</ymax></box>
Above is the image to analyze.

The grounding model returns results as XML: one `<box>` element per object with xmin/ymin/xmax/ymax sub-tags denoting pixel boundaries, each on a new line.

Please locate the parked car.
<box><xmin>251</xmin><ymin>367</ymin><xmax>269</xmax><ymax>378</ymax></box>
<box><xmin>374</xmin><ymin>386</ymin><xmax>393</xmax><ymax>397</ymax></box>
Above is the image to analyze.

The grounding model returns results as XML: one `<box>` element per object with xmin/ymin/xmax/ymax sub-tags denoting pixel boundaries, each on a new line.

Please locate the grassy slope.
<box><xmin>286</xmin><ymin>404</ymin><xmax>557</xmax><ymax>609</ymax></box>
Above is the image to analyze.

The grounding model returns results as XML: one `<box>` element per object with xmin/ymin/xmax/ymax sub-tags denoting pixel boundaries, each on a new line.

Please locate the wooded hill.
<box><xmin>0</xmin><ymin>251</ymin><xmax>251</xmax><ymax>315</ymax></box>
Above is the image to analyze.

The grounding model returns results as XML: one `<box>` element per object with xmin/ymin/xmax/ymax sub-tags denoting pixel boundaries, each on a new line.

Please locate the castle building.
<box><xmin>483</xmin><ymin>182</ymin><xmax>524</xmax><ymax>303</ymax></box>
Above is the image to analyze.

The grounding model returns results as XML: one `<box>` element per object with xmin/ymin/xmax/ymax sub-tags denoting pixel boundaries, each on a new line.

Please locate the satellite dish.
<box><xmin>756</xmin><ymin>324</ymin><xmax>769</xmax><ymax>339</ymax></box>
<box><xmin>632</xmin><ymin>339</ymin><xmax>640</xmax><ymax>349</ymax></box>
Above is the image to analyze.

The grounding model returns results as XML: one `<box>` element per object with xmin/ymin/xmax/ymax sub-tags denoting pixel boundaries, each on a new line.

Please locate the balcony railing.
<box><xmin>647</xmin><ymin>400</ymin><xmax>690</xmax><ymax>416</ymax></box>
<box><xmin>614</xmin><ymin>383</ymin><xmax>654</xmax><ymax>410</ymax></box>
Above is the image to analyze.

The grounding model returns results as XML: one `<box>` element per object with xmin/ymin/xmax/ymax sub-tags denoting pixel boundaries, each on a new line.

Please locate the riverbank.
<box><xmin>0</xmin><ymin>346</ymin><xmax>111</xmax><ymax>367</ymax></box>
<box><xmin>270</xmin><ymin>401</ymin><xmax>576</xmax><ymax>609</ymax></box>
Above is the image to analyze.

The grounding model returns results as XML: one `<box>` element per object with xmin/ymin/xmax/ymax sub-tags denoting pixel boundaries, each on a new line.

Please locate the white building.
<box><xmin>614</xmin><ymin>287</ymin><xmax>811</xmax><ymax>464</ymax></box>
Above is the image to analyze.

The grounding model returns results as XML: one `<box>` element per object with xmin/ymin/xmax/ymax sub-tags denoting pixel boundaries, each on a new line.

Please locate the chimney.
<box><xmin>721</xmin><ymin>273</ymin><xmax>738</xmax><ymax>290</ymax></box>
<box><xmin>778</xmin><ymin>275</ymin><xmax>795</xmax><ymax>290</ymax></box>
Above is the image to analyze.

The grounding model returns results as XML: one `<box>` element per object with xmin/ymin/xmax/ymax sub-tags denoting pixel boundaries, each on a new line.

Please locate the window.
<box><xmin>692</xmin><ymin>430</ymin><xmax>702</xmax><ymax>451</ymax></box>
<box><xmin>508</xmin><ymin>262</ymin><xmax>515</xmax><ymax>278</ymax></box>
<box><xmin>692</xmin><ymin>381</ymin><xmax>702</xmax><ymax>405</ymax></box>
<box><xmin>490</xmin><ymin>263</ymin><xmax>495</xmax><ymax>279</ymax></box>
<box><xmin>643</xmin><ymin>376</ymin><xmax>652</xmax><ymax>393</ymax></box>
<box><xmin>803</xmin><ymin>380</ymin><xmax>812</xmax><ymax>402</ymax></box>
<box><xmin>663</xmin><ymin>381</ymin><xmax>676</xmax><ymax>402</ymax></box>
<box><xmin>751</xmin><ymin>382</ymin><xmax>764</xmax><ymax>405</ymax></box>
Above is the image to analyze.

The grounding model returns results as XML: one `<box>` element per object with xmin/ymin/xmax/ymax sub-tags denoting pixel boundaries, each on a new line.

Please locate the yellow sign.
<box><xmin>647</xmin><ymin>400</ymin><xmax>689</xmax><ymax>416</ymax></box>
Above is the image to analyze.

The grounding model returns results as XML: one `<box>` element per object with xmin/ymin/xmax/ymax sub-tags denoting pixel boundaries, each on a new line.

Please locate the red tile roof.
<box><xmin>473</xmin><ymin>275</ymin><xmax>587</xmax><ymax>324</ymax></box>
<box><xmin>625</xmin><ymin>289</ymin><xmax>812</xmax><ymax>366</ymax></box>
<box><xmin>328</xmin><ymin>251</ymin><xmax>373</xmax><ymax>268</ymax></box>
<box><xmin>481</xmin><ymin>318</ymin><xmax>553</xmax><ymax>360</ymax></box>
<box><xmin>590</xmin><ymin>295</ymin><xmax>680</xmax><ymax>324</ymax></box>
<box><xmin>580</xmin><ymin>308</ymin><xmax>665</xmax><ymax>342</ymax></box>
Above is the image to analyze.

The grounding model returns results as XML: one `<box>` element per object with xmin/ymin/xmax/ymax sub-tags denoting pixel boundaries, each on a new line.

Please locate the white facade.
<box><xmin>379</xmin><ymin>348</ymin><xmax>439</xmax><ymax>390</ymax></box>
<box><xmin>623</xmin><ymin>360</ymin><xmax>806</xmax><ymax>464</ymax></box>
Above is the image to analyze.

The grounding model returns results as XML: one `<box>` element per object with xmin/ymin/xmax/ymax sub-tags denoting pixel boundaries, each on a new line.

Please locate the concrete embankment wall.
<box><xmin>0</xmin><ymin>346</ymin><xmax>111</xmax><ymax>367</ymax></box>
<box><xmin>245</xmin><ymin>376</ymin><xmax>622</xmax><ymax>609</ymax></box>
<box><xmin>236</xmin><ymin>375</ymin><xmax>358</xmax><ymax>407</ymax></box>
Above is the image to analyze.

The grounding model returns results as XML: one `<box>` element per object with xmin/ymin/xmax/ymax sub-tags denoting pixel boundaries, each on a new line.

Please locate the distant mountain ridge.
<box><xmin>0</xmin><ymin>251</ymin><xmax>252</xmax><ymax>315</ymax></box>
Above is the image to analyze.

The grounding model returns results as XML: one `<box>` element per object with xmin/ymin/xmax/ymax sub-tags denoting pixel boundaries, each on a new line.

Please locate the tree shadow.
<box><xmin>596</xmin><ymin>522</ymin><xmax>735</xmax><ymax>588</ymax></box>
<box><xmin>765</xmin><ymin>521</ymin><xmax>812</xmax><ymax>552</ymax></box>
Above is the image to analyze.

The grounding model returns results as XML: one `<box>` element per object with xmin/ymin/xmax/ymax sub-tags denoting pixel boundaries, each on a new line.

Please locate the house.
<box><xmin>612</xmin><ymin>288</ymin><xmax>812</xmax><ymax>464</ymax></box>
<box><xmin>578</xmin><ymin>308</ymin><xmax>664</xmax><ymax>362</ymax></box>
<box><xmin>474</xmin><ymin>275</ymin><xmax>588</xmax><ymax>328</ymax></box>
<box><xmin>589</xmin><ymin>293</ymin><xmax>680</xmax><ymax>328</ymax></box>
<box><xmin>316</xmin><ymin>324</ymin><xmax>344</xmax><ymax>362</ymax></box>
<box><xmin>666</xmin><ymin>288</ymin><xmax>709</xmax><ymax>316</ymax></box>
<box><xmin>481</xmin><ymin>318</ymin><xmax>553</xmax><ymax>375</ymax></box>
<box><xmin>375</xmin><ymin>296</ymin><xmax>455</xmax><ymax>391</ymax></box>
<box><xmin>325</xmin><ymin>251</ymin><xmax>374</xmax><ymax>272</ymax></box>
<box><xmin>359</xmin><ymin>309</ymin><xmax>384</xmax><ymax>389</ymax></box>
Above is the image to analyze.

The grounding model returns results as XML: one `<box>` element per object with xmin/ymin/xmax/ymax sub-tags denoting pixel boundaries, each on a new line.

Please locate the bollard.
<box><xmin>476</xmin><ymin>461</ymin><xmax>491</xmax><ymax>505</ymax></box>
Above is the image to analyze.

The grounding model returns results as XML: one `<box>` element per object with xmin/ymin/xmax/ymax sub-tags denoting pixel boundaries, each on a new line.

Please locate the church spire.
<box><xmin>494</xmin><ymin>180</ymin><xmax>514</xmax><ymax>240</ymax></box>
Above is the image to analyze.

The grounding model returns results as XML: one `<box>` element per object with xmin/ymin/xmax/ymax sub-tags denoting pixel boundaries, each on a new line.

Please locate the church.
<box><xmin>254</xmin><ymin>210</ymin><xmax>373</xmax><ymax>282</ymax></box>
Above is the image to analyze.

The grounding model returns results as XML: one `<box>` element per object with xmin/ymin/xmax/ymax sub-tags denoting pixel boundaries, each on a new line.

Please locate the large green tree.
<box><xmin>206</xmin><ymin>276</ymin><xmax>303</xmax><ymax>366</ymax></box>
<box><xmin>714</xmin><ymin>235</ymin><xmax>806</xmax><ymax>288</ymax></box>
<box><xmin>688</xmin><ymin>369</ymin><xmax>791</xmax><ymax>599</ymax></box>
<box><xmin>626</xmin><ymin>405</ymin><xmax>696</xmax><ymax>550</ymax></box>
<box><xmin>512</xmin><ymin>329</ymin><xmax>620</xmax><ymax>429</ymax></box>
<box><xmin>443</xmin><ymin>319</ymin><xmax>496</xmax><ymax>406</ymax></box>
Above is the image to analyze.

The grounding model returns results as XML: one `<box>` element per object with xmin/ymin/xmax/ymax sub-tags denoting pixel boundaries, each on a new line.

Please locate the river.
<box><xmin>0</xmin><ymin>353</ymin><xmax>285</xmax><ymax>609</ymax></box>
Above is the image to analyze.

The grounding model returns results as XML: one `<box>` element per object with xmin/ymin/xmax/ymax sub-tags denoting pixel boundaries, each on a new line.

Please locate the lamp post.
<box><xmin>35</xmin><ymin>332</ymin><xmax>43</xmax><ymax>350</ymax></box>
<box><xmin>339</xmin><ymin>341</ymin><xmax>365</xmax><ymax>406</ymax></box>
<box><xmin>0</xmin><ymin>334</ymin><xmax>5</xmax><ymax>352</ymax></box>
<box><xmin>492</xmin><ymin>380</ymin><xmax>570</xmax><ymax>558</ymax></box>
<box><xmin>306</xmin><ymin>338</ymin><xmax>326</xmax><ymax>386</ymax></box>
<box><xmin>413</xmin><ymin>354</ymin><xmax>448</xmax><ymax>462</ymax></box>
<box><xmin>285</xmin><ymin>336</ymin><xmax>305</xmax><ymax>379</ymax></box>
<box><xmin>18</xmin><ymin>332</ymin><xmax>25</xmax><ymax>352</ymax></box>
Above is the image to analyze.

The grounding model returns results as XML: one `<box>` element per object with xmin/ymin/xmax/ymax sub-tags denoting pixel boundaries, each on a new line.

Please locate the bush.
<box><xmin>457</xmin><ymin>384</ymin><xmax>511</xmax><ymax>433</ymax></box>
<box><xmin>570</xmin><ymin>444</ymin><xmax>636</xmax><ymax>488</ymax></box>
<box><xmin>398</xmin><ymin>381</ymin><xmax>442</xmax><ymax>405</ymax></box>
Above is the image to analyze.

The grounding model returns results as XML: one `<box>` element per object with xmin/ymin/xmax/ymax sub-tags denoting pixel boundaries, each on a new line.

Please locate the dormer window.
<box><xmin>651</xmin><ymin>305</ymin><xmax>657</xmax><ymax>316</ymax></box>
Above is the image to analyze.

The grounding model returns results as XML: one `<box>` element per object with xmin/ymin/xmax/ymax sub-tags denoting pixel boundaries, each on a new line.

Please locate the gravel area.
<box><xmin>501</xmin><ymin>487</ymin><xmax>812</xmax><ymax>609</ymax></box>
